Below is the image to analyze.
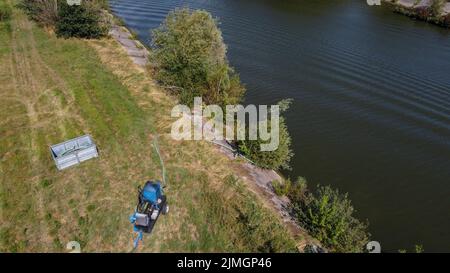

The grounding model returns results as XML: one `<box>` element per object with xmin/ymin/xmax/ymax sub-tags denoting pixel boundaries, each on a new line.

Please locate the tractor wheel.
<box><xmin>162</xmin><ymin>204</ymin><xmax>169</xmax><ymax>215</ymax></box>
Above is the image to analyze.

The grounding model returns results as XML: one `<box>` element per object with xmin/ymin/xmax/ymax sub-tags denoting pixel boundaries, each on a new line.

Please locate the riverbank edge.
<box><xmin>382</xmin><ymin>0</ymin><xmax>450</xmax><ymax>28</ymax></box>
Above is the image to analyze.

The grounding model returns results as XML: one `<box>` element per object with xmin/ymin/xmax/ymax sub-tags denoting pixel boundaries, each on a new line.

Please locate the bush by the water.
<box><xmin>286</xmin><ymin>176</ymin><xmax>308</xmax><ymax>203</ymax></box>
<box><xmin>271</xmin><ymin>179</ymin><xmax>291</xmax><ymax>197</ymax></box>
<box><xmin>151</xmin><ymin>8</ymin><xmax>245</xmax><ymax>106</ymax></box>
<box><xmin>430</xmin><ymin>0</ymin><xmax>445</xmax><ymax>17</ymax></box>
<box><xmin>0</xmin><ymin>2</ymin><xmax>12</xmax><ymax>22</ymax></box>
<box><xmin>237</xmin><ymin>99</ymin><xmax>293</xmax><ymax>171</ymax></box>
<box><xmin>289</xmin><ymin>179</ymin><xmax>370</xmax><ymax>252</ymax></box>
<box><xmin>56</xmin><ymin>1</ymin><xmax>109</xmax><ymax>38</ymax></box>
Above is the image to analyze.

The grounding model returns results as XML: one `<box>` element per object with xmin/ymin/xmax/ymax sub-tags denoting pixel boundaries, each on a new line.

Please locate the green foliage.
<box><xmin>56</xmin><ymin>1</ymin><xmax>109</xmax><ymax>38</ymax></box>
<box><xmin>151</xmin><ymin>8</ymin><xmax>245</xmax><ymax>105</ymax></box>
<box><xmin>271</xmin><ymin>176</ymin><xmax>369</xmax><ymax>252</ymax></box>
<box><xmin>290</xmin><ymin>180</ymin><xmax>369</xmax><ymax>252</ymax></box>
<box><xmin>287</xmin><ymin>176</ymin><xmax>308</xmax><ymax>203</ymax></box>
<box><xmin>238</xmin><ymin>118</ymin><xmax>292</xmax><ymax>170</ymax></box>
<box><xmin>271</xmin><ymin>179</ymin><xmax>291</xmax><ymax>196</ymax></box>
<box><xmin>430</xmin><ymin>0</ymin><xmax>445</xmax><ymax>17</ymax></box>
<box><xmin>415</xmin><ymin>244</ymin><xmax>424</xmax><ymax>253</ymax></box>
<box><xmin>398</xmin><ymin>244</ymin><xmax>425</xmax><ymax>253</ymax></box>
<box><xmin>0</xmin><ymin>2</ymin><xmax>12</xmax><ymax>22</ymax></box>
<box><xmin>237</xmin><ymin>99</ymin><xmax>293</xmax><ymax>170</ymax></box>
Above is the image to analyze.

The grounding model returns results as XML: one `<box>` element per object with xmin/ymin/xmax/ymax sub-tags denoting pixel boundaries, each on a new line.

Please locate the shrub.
<box><xmin>287</xmin><ymin>176</ymin><xmax>308</xmax><ymax>203</ymax></box>
<box><xmin>291</xmin><ymin>183</ymin><xmax>370</xmax><ymax>252</ymax></box>
<box><xmin>151</xmin><ymin>8</ymin><xmax>245</xmax><ymax>105</ymax></box>
<box><xmin>398</xmin><ymin>244</ymin><xmax>425</xmax><ymax>253</ymax></box>
<box><xmin>237</xmin><ymin>99</ymin><xmax>293</xmax><ymax>170</ymax></box>
<box><xmin>430</xmin><ymin>0</ymin><xmax>445</xmax><ymax>17</ymax></box>
<box><xmin>415</xmin><ymin>244</ymin><xmax>424</xmax><ymax>253</ymax></box>
<box><xmin>271</xmin><ymin>179</ymin><xmax>291</xmax><ymax>197</ymax></box>
<box><xmin>19</xmin><ymin>0</ymin><xmax>59</xmax><ymax>26</ymax></box>
<box><xmin>55</xmin><ymin>1</ymin><xmax>109</xmax><ymax>39</ymax></box>
<box><xmin>0</xmin><ymin>2</ymin><xmax>12</xmax><ymax>22</ymax></box>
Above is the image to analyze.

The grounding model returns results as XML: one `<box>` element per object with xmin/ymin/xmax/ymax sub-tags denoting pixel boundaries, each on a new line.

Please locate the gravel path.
<box><xmin>109</xmin><ymin>26</ymin><xmax>149</xmax><ymax>67</ymax></box>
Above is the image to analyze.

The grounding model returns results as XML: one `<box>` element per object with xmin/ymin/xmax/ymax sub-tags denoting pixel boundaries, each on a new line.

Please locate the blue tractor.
<box><xmin>130</xmin><ymin>180</ymin><xmax>169</xmax><ymax>234</ymax></box>
<box><xmin>129</xmin><ymin>138</ymin><xmax>169</xmax><ymax>249</ymax></box>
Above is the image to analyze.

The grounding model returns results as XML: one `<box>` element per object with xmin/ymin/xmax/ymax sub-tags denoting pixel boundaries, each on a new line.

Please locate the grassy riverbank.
<box><xmin>0</xmin><ymin>1</ymin><xmax>299</xmax><ymax>252</ymax></box>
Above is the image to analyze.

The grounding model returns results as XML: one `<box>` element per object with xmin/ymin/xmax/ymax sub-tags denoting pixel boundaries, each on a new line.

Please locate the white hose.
<box><xmin>152</xmin><ymin>137</ymin><xmax>166</xmax><ymax>187</ymax></box>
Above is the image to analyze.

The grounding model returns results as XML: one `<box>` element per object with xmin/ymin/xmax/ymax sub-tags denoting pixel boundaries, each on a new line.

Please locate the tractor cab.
<box><xmin>130</xmin><ymin>180</ymin><xmax>168</xmax><ymax>233</ymax></box>
<box><xmin>141</xmin><ymin>181</ymin><xmax>162</xmax><ymax>207</ymax></box>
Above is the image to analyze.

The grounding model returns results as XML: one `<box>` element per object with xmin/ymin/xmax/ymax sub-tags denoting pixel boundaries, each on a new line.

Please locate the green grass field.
<box><xmin>0</xmin><ymin>1</ymin><xmax>300</xmax><ymax>252</ymax></box>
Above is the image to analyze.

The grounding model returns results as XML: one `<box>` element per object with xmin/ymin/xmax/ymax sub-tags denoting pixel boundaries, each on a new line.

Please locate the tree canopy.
<box><xmin>151</xmin><ymin>8</ymin><xmax>245</xmax><ymax>106</ymax></box>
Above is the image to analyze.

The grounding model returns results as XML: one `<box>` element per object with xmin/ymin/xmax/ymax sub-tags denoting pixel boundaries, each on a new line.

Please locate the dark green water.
<box><xmin>110</xmin><ymin>0</ymin><xmax>450</xmax><ymax>252</ymax></box>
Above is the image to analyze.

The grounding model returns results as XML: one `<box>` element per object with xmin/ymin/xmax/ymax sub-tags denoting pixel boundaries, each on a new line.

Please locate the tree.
<box><xmin>55</xmin><ymin>1</ymin><xmax>109</xmax><ymax>39</ymax></box>
<box><xmin>291</xmin><ymin>184</ymin><xmax>370</xmax><ymax>252</ymax></box>
<box><xmin>237</xmin><ymin>99</ymin><xmax>293</xmax><ymax>170</ymax></box>
<box><xmin>151</xmin><ymin>8</ymin><xmax>245</xmax><ymax>105</ymax></box>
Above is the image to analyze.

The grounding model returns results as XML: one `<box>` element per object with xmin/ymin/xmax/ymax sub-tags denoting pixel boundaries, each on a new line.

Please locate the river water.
<box><xmin>109</xmin><ymin>0</ymin><xmax>450</xmax><ymax>252</ymax></box>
